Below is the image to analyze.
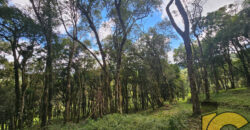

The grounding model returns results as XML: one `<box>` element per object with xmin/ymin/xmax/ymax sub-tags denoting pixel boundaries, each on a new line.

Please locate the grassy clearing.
<box><xmin>26</xmin><ymin>88</ymin><xmax>250</xmax><ymax>130</ymax></box>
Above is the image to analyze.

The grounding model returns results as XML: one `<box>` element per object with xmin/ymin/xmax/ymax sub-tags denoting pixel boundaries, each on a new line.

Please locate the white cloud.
<box><xmin>54</xmin><ymin>24</ymin><xmax>69</xmax><ymax>35</ymax></box>
<box><xmin>9</xmin><ymin>0</ymin><xmax>31</xmax><ymax>8</ymax></box>
<box><xmin>1</xmin><ymin>52</ymin><xmax>14</xmax><ymax>62</ymax></box>
<box><xmin>9</xmin><ymin>0</ymin><xmax>72</xmax><ymax>34</ymax></box>
<box><xmin>158</xmin><ymin>0</ymin><xmax>243</xmax><ymax>31</ymax></box>
<box><xmin>202</xmin><ymin>0</ymin><xmax>243</xmax><ymax>16</ymax></box>
<box><xmin>167</xmin><ymin>50</ymin><xmax>175</xmax><ymax>64</ymax></box>
<box><xmin>97</xmin><ymin>19</ymin><xmax>115</xmax><ymax>41</ymax></box>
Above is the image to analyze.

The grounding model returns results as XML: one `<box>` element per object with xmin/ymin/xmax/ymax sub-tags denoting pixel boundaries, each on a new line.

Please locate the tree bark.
<box><xmin>64</xmin><ymin>40</ymin><xmax>75</xmax><ymax>123</ymax></box>
<box><xmin>166</xmin><ymin>0</ymin><xmax>201</xmax><ymax>115</ymax></box>
<box><xmin>132</xmin><ymin>84</ymin><xmax>138</xmax><ymax>111</ymax></box>
<box><xmin>77</xmin><ymin>4</ymin><xmax>110</xmax><ymax>115</ymax></box>
<box><xmin>211</xmin><ymin>62</ymin><xmax>221</xmax><ymax>93</ymax></box>
<box><xmin>115</xmin><ymin>55</ymin><xmax>123</xmax><ymax>113</ymax></box>
<box><xmin>30</xmin><ymin>0</ymin><xmax>54</xmax><ymax>126</ymax></box>
<box><xmin>18</xmin><ymin>66</ymin><xmax>28</xmax><ymax>129</ymax></box>
<box><xmin>195</xmin><ymin>34</ymin><xmax>210</xmax><ymax>100</ymax></box>
<box><xmin>11</xmin><ymin>38</ymin><xmax>20</xmax><ymax>128</ymax></box>
<box><xmin>225</xmin><ymin>48</ymin><xmax>235</xmax><ymax>89</ymax></box>
<box><xmin>114</xmin><ymin>0</ymin><xmax>130</xmax><ymax>114</ymax></box>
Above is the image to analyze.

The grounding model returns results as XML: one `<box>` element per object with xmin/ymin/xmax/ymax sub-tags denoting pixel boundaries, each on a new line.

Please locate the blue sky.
<box><xmin>8</xmin><ymin>0</ymin><xmax>243</xmax><ymax>63</ymax></box>
<box><xmin>9</xmin><ymin>0</ymin><xmax>241</xmax><ymax>50</ymax></box>
<box><xmin>138</xmin><ymin>10</ymin><xmax>182</xmax><ymax>49</ymax></box>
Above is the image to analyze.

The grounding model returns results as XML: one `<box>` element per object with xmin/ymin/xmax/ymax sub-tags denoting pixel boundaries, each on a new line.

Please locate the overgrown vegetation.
<box><xmin>0</xmin><ymin>0</ymin><xmax>249</xmax><ymax>129</ymax></box>
<box><xmin>23</xmin><ymin>88</ymin><xmax>250</xmax><ymax>130</ymax></box>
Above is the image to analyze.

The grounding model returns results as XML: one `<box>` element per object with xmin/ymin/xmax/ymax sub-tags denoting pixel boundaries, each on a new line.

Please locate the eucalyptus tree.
<box><xmin>104</xmin><ymin>0</ymin><xmax>162</xmax><ymax>113</ymax></box>
<box><xmin>0</xmin><ymin>5</ymin><xmax>40</xmax><ymax>128</ymax></box>
<box><xmin>138</xmin><ymin>28</ymin><xmax>170</xmax><ymax>105</ymax></box>
<box><xmin>55</xmin><ymin>0</ymin><xmax>80</xmax><ymax>122</ymax></box>
<box><xmin>166</xmin><ymin>0</ymin><xmax>201</xmax><ymax>115</ymax></box>
<box><xmin>30</xmin><ymin>0</ymin><xmax>59</xmax><ymax>126</ymax></box>
<box><xmin>76</xmin><ymin>0</ymin><xmax>111</xmax><ymax>115</ymax></box>
<box><xmin>201</xmin><ymin>4</ymin><xmax>250</xmax><ymax>89</ymax></box>
<box><xmin>0</xmin><ymin>41</ymin><xmax>16</xmax><ymax>130</ymax></box>
<box><xmin>187</xmin><ymin>0</ymin><xmax>210</xmax><ymax>99</ymax></box>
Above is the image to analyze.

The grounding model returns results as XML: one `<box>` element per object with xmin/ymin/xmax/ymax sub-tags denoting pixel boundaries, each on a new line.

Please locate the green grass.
<box><xmin>210</xmin><ymin>88</ymin><xmax>250</xmax><ymax>107</ymax></box>
<box><xmin>25</xmin><ymin>88</ymin><xmax>250</xmax><ymax>130</ymax></box>
<box><xmin>26</xmin><ymin>103</ymin><xmax>192</xmax><ymax>130</ymax></box>
<box><xmin>47</xmin><ymin>104</ymin><xmax>191</xmax><ymax>130</ymax></box>
<box><xmin>207</xmin><ymin>88</ymin><xmax>250</xmax><ymax>130</ymax></box>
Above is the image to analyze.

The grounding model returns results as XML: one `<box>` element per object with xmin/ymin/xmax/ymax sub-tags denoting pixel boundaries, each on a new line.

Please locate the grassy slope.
<box><xmin>26</xmin><ymin>88</ymin><xmax>250</xmax><ymax>130</ymax></box>
<box><xmin>208</xmin><ymin>88</ymin><xmax>250</xmax><ymax>130</ymax></box>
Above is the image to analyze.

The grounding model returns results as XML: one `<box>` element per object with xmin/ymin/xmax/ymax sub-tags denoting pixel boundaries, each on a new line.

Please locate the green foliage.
<box><xmin>0</xmin><ymin>0</ymin><xmax>249</xmax><ymax>129</ymax></box>
<box><xmin>0</xmin><ymin>60</ymin><xmax>15</xmax><ymax>124</ymax></box>
<box><xmin>32</xmin><ymin>103</ymin><xmax>191</xmax><ymax>130</ymax></box>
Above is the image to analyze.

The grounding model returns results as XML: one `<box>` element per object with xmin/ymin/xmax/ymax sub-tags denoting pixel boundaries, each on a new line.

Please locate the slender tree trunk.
<box><xmin>103</xmin><ymin>70</ymin><xmax>111</xmax><ymax>114</ymax></box>
<box><xmin>122</xmin><ymin>79</ymin><xmax>128</xmax><ymax>113</ymax></box>
<box><xmin>41</xmin><ymin>33</ymin><xmax>53</xmax><ymax>127</ymax></box>
<box><xmin>11</xmin><ymin>39</ymin><xmax>20</xmax><ymax>128</ymax></box>
<box><xmin>115</xmin><ymin>54</ymin><xmax>123</xmax><ymax>113</ymax></box>
<box><xmin>132</xmin><ymin>84</ymin><xmax>138</xmax><ymax>111</ymax></box>
<box><xmin>65</xmin><ymin>40</ymin><xmax>75</xmax><ymax>123</ymax></box>
<box><xmin>195</xmin><ymin>35</ymin><xmax>210</xmax><ymax>100</ymax></box>
<box><xmin>211</xmin><ymin>63</ymin><xmax>221</xmax><ymax>93</ymax></box>
<box><xmin>225</xmin><ymin>49</ymin><xmax>235</xmax><ymax>89</ymax></box>
<box><xmin>18</xmin><ymin>66</ymin><xmax>28</xmax><ymax>129</ymax></box>
<box><xmin>222</xmin><ymin>65</ymin><xmax>230</xmax><ymax>90</ymax></box>
<box><xmin>140</xmin><ymin>83</ymin><xmax>145</xmax><ymax>110</ymax></box>
<box><xmin>47</xmin><ymin>4</ymin><xmax>53</xmax><ymax>125</ymax></box>
<box><xmin>191</xmin><ymin>41</ymin><xmax>203</xmax><ymax>95</ymax></box>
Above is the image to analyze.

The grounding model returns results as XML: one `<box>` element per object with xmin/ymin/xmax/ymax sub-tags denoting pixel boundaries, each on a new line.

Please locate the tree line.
<box><xmin>0</xmin><ymin>0</ymin><xmax>249</xmax><ymax>129</ymax></box>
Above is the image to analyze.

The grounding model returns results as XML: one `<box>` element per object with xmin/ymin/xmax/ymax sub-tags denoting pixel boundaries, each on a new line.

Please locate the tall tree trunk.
<box><xmin>132</xmin><ymin>84</ymin><xmax>138</xmax><ymax>111</ymax></box>
<box><xmin>221</xmin><ymin>65</ymin><xmax>230</xmax><ymax>90</ymax></box>
<box><xmin>11</xmin><ymin>39</ymin><xmax>20</xmax><ymax>128</ymax></box>
<box><xmin>211</xmin><ymin>63</ymin><xmax>221</xmax><ymax>93</ymax></box>
<box><xmin>78</xmin><ymin>6</ymin><xmax>110</xmax><ymax>115</ymax></box>
<box><xmin>195</xmin><ymin>34</ymin><xmax>210</xmax><ymax>100</ymax></box>
<box><xmin>64</xmin><ymin>40</ymin><xmax>76</xmax><ymax>123</ymax></box>
<box><xmin>225</xmin><ymin>49</ymin><xmax>235</xmax><ymax>89</ymax></box>
<box><xmin>185</xmin><ymin>37</ymin><xmax>201</xmax><ymax>115</ymax></box>
<box><xmin>140</xmin><ymin>83</ymin><xmax>146</xmax><ymax>110</ymax></box>
<box><xmin>30</xmin><ymin>0</ymin><xmax>54</xmax><ymax>126</ymax></box>
<box><xmin>41</xmin><ymin>31</ymin><xmax>53</xmax><ymax>127</ymax></box>
<box><xmin>122</xmin><ymin>79</ymin><xmax>129</xmax><ymax>113</ymax></box>
<box><xmin>166</xmin><ymin>0</ymin><xmax>201</xmax><ymax>115</ymax></box>
<box><xmin>191</xmin><ymin>41</ymin><xmax>203</xmax><ymax>95</ymax></box>
<box><xmin>115</xmin><ymin>54</ymin><xmax>123</xmax><ymax>113</ymax></box>
<box><xmin>114</xmin><ymin>0</ymin><xmax>130</xmax><ymax>114</ymax></box>
<box><xmin>103</xmin><ymin>70</ymin><xmax>111</xmax><ymax>114</ymax></box>
<box><xmin>18</xmin><ymin>67</ymin><xmax>28</xmax><ymax>129</ymax></box>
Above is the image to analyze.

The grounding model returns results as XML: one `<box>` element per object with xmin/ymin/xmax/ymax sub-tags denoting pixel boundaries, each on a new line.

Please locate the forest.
<box><xmin>0</xmin><ymin>0</ymin><xmax>249</xmax><ymax>129</ymax></box>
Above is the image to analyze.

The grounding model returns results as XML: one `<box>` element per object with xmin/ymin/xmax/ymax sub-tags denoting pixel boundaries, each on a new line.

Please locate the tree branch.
<box><xmin>166</xmin><ymin>0</ymin><xmax>184</xmax><ymax>37</ymax></box>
